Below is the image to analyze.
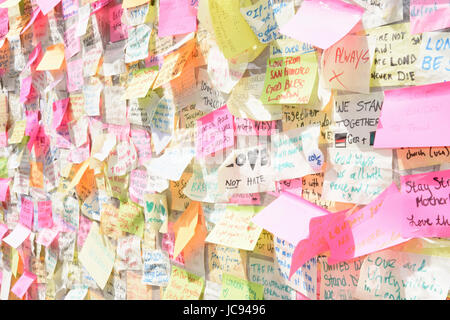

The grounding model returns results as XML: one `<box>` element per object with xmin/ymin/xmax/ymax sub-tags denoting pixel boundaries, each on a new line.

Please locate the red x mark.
<box><xmin>329</xmin><ymin>70</ymin><xmax>347</xmax><ymax>89</ymax></box>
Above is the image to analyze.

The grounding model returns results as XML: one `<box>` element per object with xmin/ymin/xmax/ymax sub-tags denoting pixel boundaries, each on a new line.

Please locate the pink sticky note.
<box><xmin>52</xmin><ymin>98</ymin><xmax>70</xmax><ymax>130</ymax></box>
<box><xmin>21</xmin><ymin>8</ymin><xmax>43</xmax><ymax>35</ymax></box>
<box><xmin>234</xmin><ymin>118</ymin><xmax>277</xmax><ymax>136</ymax></box>
<box><xmin>374</xmin><ymin>82</ymin><xmax>450</xmax><ymax>148</ymax></box>
<box><xmin>158</xmin><ymin>0</ymin><xmax>197</xmax><ymax>37</ymax></box>
<box><xmin>107</xmin><ymin>123</ymin><xmax>130</xmax><ymax>141</ymax></box>
<box><xmin>37</xmin><ymin>0</ymin><xmax>62</xmax><ymax>15</ymax></box>
<box><xmin>36</xmin><ymin>227</ymin><xmax>58</xmax><ymax>247</ymax></box>
<box><xmin>38</xmin><ymin>200</ymin><xmax>53</xmax><ymax>229</ymax></box>
<box><xmin>328</xmin><ymin>183</ymin><xmax>409</xmax><ymax>264</ymax></box>
<box><xmin>196</xmin><ymin>105</ymin><xmax>234</xmax><ymax>157</ymax></box>
<box><xmin>279</xmin><ymin>0</ymin><xmax>364</xmax><ymax>49</ymax></box>
<box><xmin>19</xmin><ymin>198</ymin><xmax>34</xmax><ymax>230</ymax></box>
<box><xmin>11</xmin><ymin>271</ymin><xmax>36</xmax><ymax>299</ymax></box>
<box><xmin>25</xmin><ymin>111</ymin><xmax>40</xmax><ymax>152</ymax></box>
<box><xmin>0</xmin><ymin>8</ymin><xmax>8</xmax><ymax>39</ymax></box>
<box><xmin>251</xmin><ymin>191</ymin><xmax>330</xmax><ymax>245</ymax></box>
<box><xmin>64</xmin><ymin>24</ymin><xmax>81</xmax><ymax>60</ymax></box>
<box><xmin>67</xmin><ymin>59</ymin><xmax>84</xmax><ymax>92</ymax></box>
<box><xmin>0</xmin><ymin>223</ymin><xmax>8</xmax><ymax>241</ymax></box>
<box><xmin>2</xmin><ymin>223</ymin><xmax>31</xmax><ymax>249</ymax></box>
<box><xmin>274</xmin><ymin>178</ymin><xmax>303</xmax><ymax>197</ymax></box>
<box><xmin>130</xmin><ymin>128</ymin><xmax>152</xmax><ymax>165</ymax></box>
<box><xmin>109</xmin><ymin>4</ymin><xmax>128</xmax><ymax>42</ymax></box>
<box><xmin>410</xmin><ymin>0</ymin><xmax>450</xmax><ymax>34</ymax></box>
<box><xmin>398</xmin><ymin>169</ymin><xmax>450</xmax><ymax>238</ymax></box>
<box><xmin>228</xmin><ymin>193</ymin><xmax>261</xmax><ymax>205</ymax></box>
<box><xmin>20</xmin><ymin>76</ymin><xmax>36</xmax><ymax>104</ymax></box>
<box><xmin>34</xmin><ymin>125</ymin><xmax>50</xmax><ymax>158</ymax></box>
<box><xmin>77</xmin><ymin>214</ymin><xmax>92</xmax><ymax>250</ymax></box>
<box><xmin>0</xmin><ymin>178</ymin><xmax>10</xmax><ymax>202</ymax></box>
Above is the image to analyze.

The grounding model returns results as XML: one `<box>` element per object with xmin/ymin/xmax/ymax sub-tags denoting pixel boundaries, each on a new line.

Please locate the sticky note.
<box><xmin>279</xmin><ymin>0</ymin><xmax>364</xmax><ymax>50</ymax></box>
<box><xmin>260</xmin><ymin>52</ymin><xmax>318</xmax><ymax>105</ymax></box>
<box><xmin>220</xmin><ymin>273</ymin><xmax>263</xmax><ymax>300</ymax></box>
<box><xmin>158</xmin><ymin>0</ymin><xmax>197</xmax><ymax>37</ymax></box>
<box><xmin>163</xmin><ymin>265</ymin><xmax>204</xmax><ymax>300</ymax></box>
<box><xmin>410</xmin><ymin>0</ymin><xmax>450</xmax><ymax>34</ymax></box>
<box><xmin>36</xmin><ymin>44</ymin><xmax>65</xmax><ymax>71</ymax></box>
<box><xmin>374</xmin><ymin>81</ymin><xmax>450</xmax><ymax>148</ymax></box>
<box><xmin>79</xmin><ymin>223</ymin><xmax>115</xmax><ymax>290</ymax></box>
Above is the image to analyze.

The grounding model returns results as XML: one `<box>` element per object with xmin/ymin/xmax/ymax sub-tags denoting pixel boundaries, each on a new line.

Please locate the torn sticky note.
<box><xmin>374</xmin><ymin>81</ymin><xmax>450</xmax><ymax>148</ymax></box>
<box><xmin>163</xmin><ymin>265</ymin><xmax>204</xmax><ymax>300</ymax></box>
<box><xmin>79</xmin><ymin>222</ymin><xmax>115</xmax><ymax>290</ymax></box>
<box><xmin>279</xmin><ymin>0</ymin><xmax>364</xmax><ymax>50</ymax></box>
<box><xmin>206</xmin><ymin>205</ymin><xmax>263</xmax><ymax>251</ymax></box>
<box><xmin>220</xmin><ymin>273</ymin><xmax>264</xmax><ymax>300</ymax></box>
<box><xmin>260</xmin><ymin>52</ymin><xmax>318</xmax><ymax>105</ymax></box>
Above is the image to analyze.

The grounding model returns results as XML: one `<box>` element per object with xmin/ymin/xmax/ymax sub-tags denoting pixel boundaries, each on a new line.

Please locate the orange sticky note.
<box><xmin>152</xmin><ymin>38</ymin><xmax>195</xmax><ymax>89</ymax></box>
<box><xmin>36</xmin><ymin>43</ymin><xmax>65</xmax><ymax>71</ymax></box>
<box><xmin>173</xmin><ymin>201</ymin><xmax>207</xmax><ymax>259</ymax></box>
<box><xmin>29</xmin><ymin>161</ymin><xmax>44</xmax><ymax>189</ymax></box>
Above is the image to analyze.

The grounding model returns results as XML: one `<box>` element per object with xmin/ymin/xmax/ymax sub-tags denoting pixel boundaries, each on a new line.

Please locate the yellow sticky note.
<box><xmin>209</xmin><ymin>0</ymin><xmax>261</xmax><ymax>59</ymax></box>
<box><xmin>152</xmin><ymin>38</ymin><xmax>195</xmax><ymax>89</ymax></box>
<box><xmin>8</xmin><ymin>120</ymin><xmax>26</xmax><ymax>144</ymax></box>
<box><xmin>367</xmin><ymin>22</ymin><xmax>422</xmax><ymax>87</ymax></box>
<box><xmin>205</xmin><ymin>206</ymin><xmax>263</xmax><ymax>251</ymax></box>
<box><xmin>396</xmin><ymin>147</ymin><xmax>450</xmax><ymax>170</ymax></box>
<box><xmin>260</xmin><ymin>52</ymin><xmax>318</xmax><ymax>105</ymax></box>
<box><xmin>36</xmin><ymin>43</ymin><xmax>65</xmax><ymax>71</ymax></box>
<box><xmin>169</xmin><ymin>171</ymin><xmax>192</xmax><ymax>211</ymax></box>
<box><xmin>118</xmin><ymin>201</ymin><xmax>145</xmax><ymax>238</ymax></box>
<box><xmin>220</xmin><ymin>273</ymin><xmax>264</xmax><ymax>300</ymax></box>
<box><xmin>124</xmin><ymin>67</ymin><xmax>158</xmax><ymax>99</ymax></box>
<box><xmin>64</xmin><ymin>159</ymin><xmax>90</xmax><ymax>195</ymax></box>
<box><xmin>163</xmin><ymin>265</ymin><xmax>204</xmax><ymax>300</ymax></box>
<box><xmin>79</xmin><ymin>223</ymin><xmax>115</xmax><ymax>290</ymax></box>
<box><xmin>122</xmin><ymin>0</ymin><xmax>149</xmax><ymax>9</ymax></box>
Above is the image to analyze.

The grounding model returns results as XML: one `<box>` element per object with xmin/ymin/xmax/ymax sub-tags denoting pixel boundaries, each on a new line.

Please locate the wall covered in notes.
<box><xmin>0</xmin><ymin>0</ymin><xmax>448</xmax><ymax>300</ymax></box>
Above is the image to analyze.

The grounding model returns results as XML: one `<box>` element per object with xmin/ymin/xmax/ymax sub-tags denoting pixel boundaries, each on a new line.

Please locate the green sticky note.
<box><xmin>0</xmin><ymin>157</ymin><xmax>8</xmax><ymax>178</ymax></box>
<box><xmin>220</xmin><ymin>273</ymin><xmax>264</xmax><ymax>300</ymax></box>
<box><xmin>260</xmin><ymin>52</ymin><xmax>318</xmax><ymax>105</ymax></box>
<box><xmin>118</xmin><ymin>201</ymin><xmax>145</xmax><ymax>238</ymax></box>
